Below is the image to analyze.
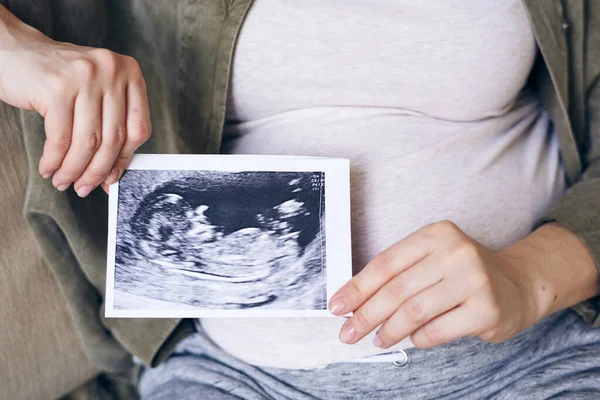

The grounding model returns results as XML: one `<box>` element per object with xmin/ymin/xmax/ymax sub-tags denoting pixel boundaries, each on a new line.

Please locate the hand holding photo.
<box><xmin>105</xmin><ymin>154</ymin><xmax>351</xmax><ymax>318</ymax></box>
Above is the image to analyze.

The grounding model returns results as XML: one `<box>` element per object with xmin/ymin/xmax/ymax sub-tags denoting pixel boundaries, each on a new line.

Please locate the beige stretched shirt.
<box><xmin>201</xmin><ymin>0</ymin><xmax>567</xmax><ymax>369</ymax></box>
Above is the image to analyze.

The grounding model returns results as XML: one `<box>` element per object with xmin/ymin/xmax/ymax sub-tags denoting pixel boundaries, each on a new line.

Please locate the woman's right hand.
<box><xmin>0</xmin><ymin>6</ymin><xmax>151</xmax><ymax>197</ymax></box>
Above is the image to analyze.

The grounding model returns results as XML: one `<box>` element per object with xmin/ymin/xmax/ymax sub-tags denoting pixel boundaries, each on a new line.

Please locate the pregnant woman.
<box><xmin>1</xmin><ymin>1</ymin><xmax>599</xmax><ymax>399</ymax></box>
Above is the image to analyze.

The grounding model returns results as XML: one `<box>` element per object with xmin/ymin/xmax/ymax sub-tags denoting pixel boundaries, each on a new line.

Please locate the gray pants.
<box><xmin>139</xmin><ymin>310</ymin><xmax>600</xmax><ymax>399</ymax></box>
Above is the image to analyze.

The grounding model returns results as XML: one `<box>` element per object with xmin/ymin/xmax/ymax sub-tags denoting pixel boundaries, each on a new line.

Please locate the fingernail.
<box><xmin>56</xmin><ymin>183</ymin><xmax>70</xmax><ymax>191</ymax></box>
<box><xmin>76</xmin><ymin>185</ymin><xmax>95</xmax><ymax>198</ymax></box>
<box><xmin>42</xmin><ymin>172</ymin><xmax>52</xmax><ymax>179</ymax></box>
<box><xmin>339</xmin><ymin>324</ymin><xmax>355</xmax><ymax>343</ymax></box>
<box><xmin>373</xmin><ymin>333</ymin><xmax>384</xmax><ymax>348</ymax></box>
<box><xmin>329</xmin><ymin>297</ymin><xmax>347</xmax><ymax>315</ymax></box>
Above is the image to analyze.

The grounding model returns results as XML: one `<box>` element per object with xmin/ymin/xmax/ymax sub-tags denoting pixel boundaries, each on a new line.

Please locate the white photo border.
<box><xmin>105</xmin><ymin>154</ymin><xmax>352</xmax><ymax>318</ymax></box>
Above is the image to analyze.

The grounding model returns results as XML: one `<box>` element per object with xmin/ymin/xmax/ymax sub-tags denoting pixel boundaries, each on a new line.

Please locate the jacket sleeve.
<box><xmin>535</xmin><ymin>59</ymin><xmax>600</xmax><ymax>326</ymax></box>
<box><xmin>2</xmin><ymin>0</ymin><xmax>188</xmax><ymax>371</ymax></box>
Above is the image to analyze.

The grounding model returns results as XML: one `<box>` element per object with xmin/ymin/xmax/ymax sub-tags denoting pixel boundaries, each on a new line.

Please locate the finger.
<box><xmin>74</xmin><ymin>88</ymin><xmax>126</xmax><ymax>197</ymax></box>
<box><xmin>52</xmin><ymin>93</ymin><xmax>102</xmax><ymax>191</ymax></box>
<box><xmin>104</xmin><ymin>78</ymin><xmax>151</xmax><ymax>185</ymax></box>
<box><xmin>374</xmin><ymin>278</ymin><xmax>469</xmax><ymax>349</ymax></box>
<box><xmin>39</xmin><ymin>98</ymin><xmax>75</xmax><ymax>179</ymax></box>
<box><xmin>340</xmin><ymin>255</ymin><xmax>444</xmax><ymax>344</ymax></box>
<box><xmin>410</xmin><ymin>304</ymin><xmax>486</xmax><ymax>349</ymax></box>
<box><xmin>329</xmin><ymin>231</ymin><xmax>432</xmax><ymax>316</ymax></box>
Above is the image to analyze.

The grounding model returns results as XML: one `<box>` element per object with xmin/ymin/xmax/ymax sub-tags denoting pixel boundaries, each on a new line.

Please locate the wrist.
<box><xmin>498</xmin><ymin>246</ymin><xmax>554</xmax><ymax>327</ymax></box>
<box><xmin>501</xmin><ymin>223</ymin><xmax>600</xmax><ymax>323</ymax></box>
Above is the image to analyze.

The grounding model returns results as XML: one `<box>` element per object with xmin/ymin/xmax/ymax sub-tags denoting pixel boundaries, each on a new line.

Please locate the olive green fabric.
<box><xmin>1</xmin><ymin>1</ymin><xmax>599</xmax><ymax>388</ymax></box>
<box><xmin>2</xmin><ymin>0</ymin><xmax>252</xmax><ymax>373</ymax></box>
<box><xmin>0</xmin><ymin>101</ymin><xmax>99</xmax><ymax>400</ymax></box>
<box><xmin>524</xmin><ymin>0</ymin><xmax>600</xmax><ymax>326</ymax></box>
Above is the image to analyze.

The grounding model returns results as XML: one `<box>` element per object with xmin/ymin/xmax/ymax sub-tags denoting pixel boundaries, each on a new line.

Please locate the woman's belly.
<box><xmin>201</xmin><ymin>96</ymin><xmax>566</xmax><ymax>369</ymax></box>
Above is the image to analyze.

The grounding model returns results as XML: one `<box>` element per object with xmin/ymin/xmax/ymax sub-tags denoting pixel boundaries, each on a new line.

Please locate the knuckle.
<box><xmin>80</xmin><ymin>132</ymin><xmax>101</xmax><ymax>151</ymax></box>
<box><xmin>112</xmin><ymin>155</ymin><xmax>129</xmax><ymax>169</ymax></box>
<box><xmin>386</xmin><ymin>277</ymin><xmax>407</xmax><ymax>302</ymax></box>
<box><xmin>49</xmin><ymin>133</ymin><xmax>72</xmax><ymax>151</ymax></box>
<box><xmin>347</xmin><ymin>279</ymin><xmax>366</xmax><ymax>305</ymax></box>
<box><xmin>72</xmin><ymin>58</ymin><xmax>97</xmax><ymax>80</ymax></box>
<box><xmin>404</xmin><ymin>300</ymin><xmax>427</xmax><ymax>324</ymax></box>
<box><xmin>125</xmin><ymin>56</ymin><xmax>144</xmax><ymax>81</ymax></box>
<box><xmin>78</xmin><ymin>167</ymin><xmax>108</xmax><ymax>184</ymax></box>
<box><xmin>422</xmin><ymin>321</ymin><xmax>444</xmax><ymax>345</ymax></box>
<box><xmin>130</xmin><ymin>122</ymin><xmax>152</xmax><ymax>143</ymax></box>
<box><xmin>93</xmin><ymin>49</ymin><xmax>120</xmax><ymax>76</ymax></box>
<box><xmin>124</xmin><ymin>55</ymin><xmax>140</xmax><ymax>69</ymax></box>
<box><xmin>93</xmin><ymin>48</ymin><xmax>117</xmax><ymax>64</ymax></box>
<box><xmin>423</xmin><ymin>220</ymin><xmax>459</xmax><ymax>239</ymax></box>
<box><xmin>369</xmin><ymin>252</ymin><xmax>394</xmax><ymax>276</ymax></box>
<box><xmin>437</xmin><ymin>219</ymin><xmax>458</xmax><ymax>231</ymax></box>
<box><xmin>52</xmin><ymin>165</ymin><xmax>76</xmax><ymax>181</ymax></box>
<box><xmin>85</xmin><ymin>167</ymin><xmax>109</xmax><ymax>182</ymax></box>
<box><xmin>452</xmin><ymin>240</ymin><xmax>481</xmax><ymax>262</ymax></box>
<box><xmin>352</xmin><ymin>310</ymin><xmax>373</xmax><ymax>332</ymax></box>
<box><xmin>377</xmin><ymin>329</ymin><xmax>392</xmax><ymax>346</ymax></box>
<box><xmin>409</xmin><ymin>331</ymin><xmax>426</xmax><ymax>348</ymax></box>
<box><xmin>106</xmin><ymin>126</ymin><xmax>127</xmax><ymax>148</ymax></box>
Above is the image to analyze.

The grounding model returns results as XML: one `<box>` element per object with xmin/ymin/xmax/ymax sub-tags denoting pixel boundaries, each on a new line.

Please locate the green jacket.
<box><xmin>3</xmin><ymin>0</ymin><xmax>600</xmax><ymax>374</ymax></box>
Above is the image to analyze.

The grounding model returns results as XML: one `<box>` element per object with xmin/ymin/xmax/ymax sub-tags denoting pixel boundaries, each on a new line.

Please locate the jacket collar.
<box><xmin>523</xmin><ymin>0</ymin><xmax>570</xmax><ymax>106</ymax></box>
<box><xmin>523</xmin><ymin>0</ymin><xmax>582</xmax><ymax>181</ymax></box>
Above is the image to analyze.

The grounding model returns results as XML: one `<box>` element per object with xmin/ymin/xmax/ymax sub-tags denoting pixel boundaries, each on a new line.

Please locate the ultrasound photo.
<box><xmin>105</xmin><ymin>155</ymin><xmax>351</xmax><ymax>318</ymax></box>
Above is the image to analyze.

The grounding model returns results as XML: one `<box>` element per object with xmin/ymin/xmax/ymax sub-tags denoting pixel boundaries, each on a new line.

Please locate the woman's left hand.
<box><xmin>329</xmin><ymin>220</ymin><xmax>549</xmax><ymax>349</ymax></box>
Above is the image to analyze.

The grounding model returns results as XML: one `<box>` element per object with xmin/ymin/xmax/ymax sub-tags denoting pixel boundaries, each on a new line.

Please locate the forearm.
<box><xmin>0</xmin><ymin>4</ymin><xmax>19</xmax><ymax>34</ymax></box>
<box><xmin>0</xmin><ymin>5</ymin><xmax>10</xmax><ymax>36</ymax></box>
<box><xmin>502</xmin><ymin>222</ymin><xmax>600</xmax><ymax>322</ymax></box>
<box><xmin>0</xmin><ymin>5</ymin><xmax>15</xmax><ymax>101</ymax></box>
<box><xmin>0</xmin><ymin>5</ymin><xmax>56</xmax><ymax>108</ymax></box>
<box><xmin>0</xmin><ymin>6</ymin><xmax>24</xmax><ymax>102</ymax></box>
<box><xmin>0</xmin><ymin>5</ymin><xmax>45</xmax><ymax>48</ymax></box>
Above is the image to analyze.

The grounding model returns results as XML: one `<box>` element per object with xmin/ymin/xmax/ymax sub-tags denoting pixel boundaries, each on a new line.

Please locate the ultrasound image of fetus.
<box><xmin>113</xmin><ymin>170</ymin><xmax>326</xmax><ymax>311</ymax></box>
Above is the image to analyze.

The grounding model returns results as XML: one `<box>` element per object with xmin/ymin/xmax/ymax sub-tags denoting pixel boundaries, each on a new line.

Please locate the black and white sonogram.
<box><xmin>105</xmin><ymin>155</ymin><xmax>351</xmax><ymax>318</ymax></box>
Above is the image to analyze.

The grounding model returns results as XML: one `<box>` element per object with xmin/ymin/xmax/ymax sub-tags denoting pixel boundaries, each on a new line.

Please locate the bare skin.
<box><xmin>330</xmin><ymin>221</ymin><xmax>600</xmax><ymax>349</ymax></box>
<box><xmin>1</xmin><ymin>7</ymin><xmax>598</xmax><ymax>352</ymax></box>
<box><xmin>0</xmin><ymin>5</ymin><xmax>151</xmax><ymax>196</ymax></box>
